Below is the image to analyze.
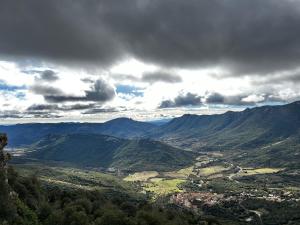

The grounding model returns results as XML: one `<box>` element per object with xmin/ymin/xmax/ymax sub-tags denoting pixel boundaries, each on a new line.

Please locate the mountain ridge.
<box><xmin>147</xmin><ymin>101</ymin><xmax>300</xmax><ymax>150</ymax></box>
<box><xmin>24</xmin><ymin>133</ymin><xmax>195</xmax><ymax>171</ymax></box>
<box><xmin>0</xmin><ymin>119</ymin><xmax>157</xmax><ymax>147</ymax></box>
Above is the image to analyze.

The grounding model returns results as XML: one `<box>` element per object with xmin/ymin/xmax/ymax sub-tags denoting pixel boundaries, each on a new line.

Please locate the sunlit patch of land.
<box><xmin>163</xmin><ymin>166</ymin><xmax>195</xmax><ymax>178</ymax></box>
<box><xmin>124</xmin><ymin>171</ymin><xmax>159</xmax><ymax>182</ymax></box>
<box><xmin>123</xmin><ymin>167</ymin><xmax>194</xmax><ymax>198</ymax></box>
<box><xmin>198</xmin><ymin>166</ymin><xmax>229</xmax><ymax>176</ymax></box>
<box><xmin>239</xmin><ymin>167</ymin><xmax>283</xmax><ymax>176</ymax></box>
<box><xmin>123</xmin><ymin>166</ymin><xmax>196</xmax><ymax>198</ymax></box>
<box><xmin>40</xmin><ymin>177</ymin><xmax>94</xmax><ymax>190</ymax></box>
<box><xmin>143</xmin><ymin>178</ymin><xmax>185</xmax><ymax>196</ymax></box>
<box><xmin>149</xmin><ymin>177</ymin><xmax>164</xmax><ymax>182</ymax></box>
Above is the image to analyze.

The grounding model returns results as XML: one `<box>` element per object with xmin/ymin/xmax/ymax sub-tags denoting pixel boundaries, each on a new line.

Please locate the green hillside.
<box><xmin>112</xmin><ymin>139</ymin><xmax>195</xmax><ymax>171</ymax></box>
<box><xmin>149</xmin><ymin>101</ymin><xmax>300</xmax><ymax>152</ymax></box>
<box><xmin>25</xmin><ymin>134</ymin><xmax>195</xmax><ymax>171</ymax></box>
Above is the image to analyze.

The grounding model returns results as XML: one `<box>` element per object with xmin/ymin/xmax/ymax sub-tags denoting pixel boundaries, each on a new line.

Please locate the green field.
<box><xmin>239</xmin><ymin>167</ymin><xmax>283</xmax><ymax>176</ymax></box>
<box><xmin>124</xmin><ymin>168</ymin><xmax>192</xmax><ymax>197</ymax></box>
<box><xmin>124</xmin><ymin>171</ymin><xmax>159</xmax><ymax>182</ymax></box>
<box><xmin>143</xmin><ymin>178</ymin><xmax>185</xmax><ymax>196</ymax></box>
<box><xmin>163</xmin><ymin>166</ymin><xmax>195</xmax><ymax>178</ymax></box>
<box><xmin>198</xmin><ymin>165</ymin><xmax>229</xmax><ymax>176</ymax></box>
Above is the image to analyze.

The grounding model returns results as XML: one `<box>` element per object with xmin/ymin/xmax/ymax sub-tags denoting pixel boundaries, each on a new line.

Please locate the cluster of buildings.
<box><xmin>170</xmin><ymin>192</ymin><xmax>224</xmax><ymax>209</ymax></box>
<box><xmin>170</xmin><ymin>189</ymin><xmax>300</xmax><ymax>211</ymax></box>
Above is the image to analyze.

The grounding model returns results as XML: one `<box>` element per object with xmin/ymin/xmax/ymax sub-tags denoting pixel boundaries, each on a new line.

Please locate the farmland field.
<box><xmin>143</xmin><ymin>178</ymin><xmax>185</xmax><ymax>196</ymax></box>
<box><xmin>124</xmin><ymin>171</ymin><xmax>159</xmax><ymax>182</ymax></box>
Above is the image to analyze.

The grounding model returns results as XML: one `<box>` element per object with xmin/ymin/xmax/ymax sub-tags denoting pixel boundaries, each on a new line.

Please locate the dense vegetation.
<box><xmin>24</xmin><ymin>134</ymin><xmax>195</xmax><ymax>171</ymax></box>
<box><xmin>0</xmin><ymin>166</ymin><xmax>216</xmax><ymax>225</ymax></box>
<box><xmin>150</xmin><ymin>101</ymin><xmax>300</xmax><ymax>150</ymax></box>
<box><xmin>148</xmin><ymin>101</ymin><xmax>300</xmax><ymax>167</ymax></box>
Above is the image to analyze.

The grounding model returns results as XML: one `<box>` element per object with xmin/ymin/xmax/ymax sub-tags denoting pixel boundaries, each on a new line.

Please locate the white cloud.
<box><xmin>1</xmin><ymin>57</ymin><xmax>300</xmax><ymax>123</ymax></box>
<box><xmin>242</xmin><ymin>94</ymin><xmax>265</xmax><ymax>103</ymax></box>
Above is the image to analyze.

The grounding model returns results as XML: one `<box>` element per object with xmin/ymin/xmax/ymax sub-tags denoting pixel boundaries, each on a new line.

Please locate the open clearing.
<box><xmin>144</xmin><ymin>178</ymin><xmax>185</xmax><ymax>196</ymax></box>
<box><xmin>124</xmin><ymin>168</ymin><xmax>192</xmax><ymax>197</ymax></box>
<box><xmin>124</xmin><ymin>171</ymin><xmax>159</xmax><ymax>182</ymax></box>
<box><xmin>163</xmin><ymin>166</ymin><xmax>194</xmax><ymax>178</ymax></box>
<box><xmin>240</xmin><ymin>167</ymin><xmax>282</xmax><ymax>176</ymax></box>
<box><xmin>198</xmin><ymin>166</ymin><xmax>229</xmax><ymax>176</ymax></box>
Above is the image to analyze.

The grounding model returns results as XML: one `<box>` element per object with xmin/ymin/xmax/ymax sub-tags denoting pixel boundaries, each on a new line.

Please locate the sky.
<box><xmin>1</xmin><ymin>0</ymin><xmax>300</xmax><ymax>123</ymax></box>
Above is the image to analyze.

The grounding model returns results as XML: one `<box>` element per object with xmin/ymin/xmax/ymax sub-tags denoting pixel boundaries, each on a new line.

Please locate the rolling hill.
<box><xmin>0</xmin><ymin>118</ymin><xmax>156</xmax><ymax>147</ymax></box>
<box><xmin>98</xmin><ymin>117</ymin><xmax>156</xmax><ymax>138</ymax></box>
<box><xmin>25</xmin><ymin>133</ymin><xmax>195</xmax><ymax>171</ymax></box>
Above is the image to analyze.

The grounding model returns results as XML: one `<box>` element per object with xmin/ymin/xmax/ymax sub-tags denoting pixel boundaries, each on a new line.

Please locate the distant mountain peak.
<box><xmin>182</xmin><ymin>113</ymin><xmax>198</xmax><ymax>117</ymax></box>
<box><xmin>109</xmin><ymin>117</ymin><xmax>133</xmax><ymax>121</ymax></box>
<box><xmin>289</xmin><ymin>100</ymin><xmax>300</xmax><ymax>106</ymax></box>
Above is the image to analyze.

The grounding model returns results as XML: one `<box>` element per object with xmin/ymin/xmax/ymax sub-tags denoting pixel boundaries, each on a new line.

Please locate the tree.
<box><xmin>0</xmin><ymin>133</ymin><xmax>10</xmax><ymax>184</ymax></box>
<box><xmin>0</xmin><ymin>133</ymin><xmax>16</xmax><ymax>223</ymax></box>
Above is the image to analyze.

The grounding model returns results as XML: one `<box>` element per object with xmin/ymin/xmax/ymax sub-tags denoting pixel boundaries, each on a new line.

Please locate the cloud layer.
<box><xmin>31</xmin><ymin>79</ymin><xmax>115</xmax><ymax>103</ymax></box>
<box><xmin>37</xmin><ymin>70</ymin><xmax>59</xmax><ymax>82</ymax></box>
<box><xmin>159</xmin><ymin>93</ymin><xmax>202</xmax><ymax>108</ymax></box>
<box><xmin>1</xmin><ymin>0</ymin><xmax>300</xmax><ymax>75</ymax></box>
<box><xmin>1</xmin><ymin>1</ymin><xmax>300</xmax><ymax>122</ymax></box>
<box><xmin>141</xmin><ymin>71</ymin><xmax>182</xmax><ymax>84</ymax></box>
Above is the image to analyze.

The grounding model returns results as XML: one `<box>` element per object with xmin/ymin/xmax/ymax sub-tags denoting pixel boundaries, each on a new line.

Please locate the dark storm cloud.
<box><xmin>27</xmin><ymin>104</ymin><xmax>59</xmax><ymax>111</ymax></box>
<box><xmin>82</xmin><ymin>107</ymin><xmax>119</xmax><ymax>114</ymax></box>
<box><xmin>32</xmin><ymin>113</ymin><xmax>62</xmax><ymax>119</ymax></box>
<box><xmin>205</xmin><ymin>93</ymin><xmax>225</xmax><ymax>104</ymax></box>
<box><xmin>27</xmin><ymin>103</ymin><xmax>95</xmax><ymax>111</ymax></box>
<box><xmin>0</xmin><ymin>110</ymin><xmax>23</xmax><ymax>119</ymax></box>
<box><xmin>1</xmin><ymin>0</ymin><xmax>300</xmax><ymax>74</ymax></box>
<box><xmin>205</xmin><ymin>92</ymin><xmax>254</xmax><ymax>105</ymax></box>
<box><xmin>158</xmin><ymin>100</ymin><xmax>174</xmax><ymax>109</ymax></box>
<box><xmin>111</xmin><ymin>74</ymin><xmax>139</xmax><ymax>82</ymax></box>
<box><xmin>0</xmin><ymin>110</ymin><xmax>60</xmax><ymax>119</ymax></box>
<box><xmin>84</xmin><ymin>79</ymin><xmax>115</xmax><ymax>102</ymax></box>
<box><xmin>64</xmin><ymin>104</ymin><xmax>96</xmax><ymax>111</ymax></box>
<box><xmin>112</xmin><ymin>71</ymin><xmax>181</xmax><ymax>84</ymax></box>
<box><xmin>30</xmin><ymin>85</ymin><xmax>63</xmax><ymax>96</ymax></box>
<box><xmin>205</xmin><ymin>92</ymin><xmax>286</xmax><ymax>106</ymax></box>
<box><xmin>159</xmin><ymin>93</ymin><xmax>202</xmax><ymax>108</ymax></box>
<box><xmin>141</xmin><ymin>71</ymin><xmax>182</xmax><ymax>84</ymax></box>
<box><xmin>0</xmin><ymin>0</ymin><xmax>122</xmax><ymax>65</ymax></box>
<box><xmin>99</xmin><ymin>0</ymin><xmax>300</xmax><ymax>74</ymax></box>
<box><xmin>21</xmin><ymin>102</ymin><xmax>102</xmax><ymax>119</ymax></box>
<box><xmin>40</xmin><ymin>79</ymin><xmax>115</xmax><ymax>103</ymax></box>
<box><xmin>252</xmin><ymin>71</ymin><xmax>300</xmax><ymax>85</ymax></box>
<box><xmin>37</xmin><ymin>70</ymin><xmax>59</xmax><ymax>82</ymax></box>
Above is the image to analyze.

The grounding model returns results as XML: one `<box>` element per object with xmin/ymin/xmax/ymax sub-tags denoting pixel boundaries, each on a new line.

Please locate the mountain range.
<box><xmin>149</xmin><ymin>101</ymin><xmax>300</xmax><ymax>151</ymax></box>
<box><xmin>2</xmin><ymin>101</ymin><xmax>300</xmax><ymax>170</ymax></box>
<box><xmin>0</xmin><ymin>117</ymin><xmax>156</xmax><ymax>147</ymax></box>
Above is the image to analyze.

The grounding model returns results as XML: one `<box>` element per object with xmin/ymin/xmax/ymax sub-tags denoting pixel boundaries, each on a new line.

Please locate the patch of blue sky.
<box><xmin>116</xmin><ymin>85</ymin><xmax>144</xmax><ymax>97</ymax></box>
<box><xmin>15</xmin><ymin>92</ymin><xmax>26</xmax><ymax>99</ymax></box>
<box><xmin>0</xmin><ymin>81</ymin><xmax>26</xmax><ymax>92</ymax></box>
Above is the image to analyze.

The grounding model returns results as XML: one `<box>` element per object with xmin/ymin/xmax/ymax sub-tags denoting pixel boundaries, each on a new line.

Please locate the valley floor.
<box><xmin>12</xmin><ymin>150</ymin><xmax>300</xmax><ymax>225</ymax></box>
<box><xmin>123</xmin><ymin>152</ymin><xmax>300</xmax><ymax>225</ymax></box>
